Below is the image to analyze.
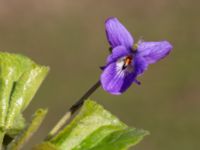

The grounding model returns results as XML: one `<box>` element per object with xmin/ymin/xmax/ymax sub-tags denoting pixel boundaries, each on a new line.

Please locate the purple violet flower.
<box><xmin>100</xmin><ymin>17</ymin><xmax>173</xmax><ymax>95</ymax></box>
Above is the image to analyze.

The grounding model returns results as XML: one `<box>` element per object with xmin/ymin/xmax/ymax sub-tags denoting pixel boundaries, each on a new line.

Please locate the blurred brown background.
<box><xmin>0</xmin><ymin>0</ymin><xmax>199</xmax><ymax>149</ymax></box>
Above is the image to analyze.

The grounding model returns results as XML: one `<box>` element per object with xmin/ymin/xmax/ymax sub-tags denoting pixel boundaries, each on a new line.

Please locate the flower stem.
<box><xmin>46</xmin><ymin>80</ymin><xmax>101</xmax><ymax>140</ymax></box>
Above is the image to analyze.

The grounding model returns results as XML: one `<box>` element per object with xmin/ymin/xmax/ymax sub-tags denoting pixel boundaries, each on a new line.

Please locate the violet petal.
<box><xmin>105</xmin><ymin>17</ymin><xmax>134</xmax><ymax>48</ymax></box>
<box><xmin>134</xmin><ymin>55</ymin><xmax>148</xmax><ymax>76</ymax></box>
<box><xmin>137</xmin><ymin>41</ymin><xmax>173</xmax><ymax>64</ymax></box>
<box><xmin>100</xmin><ymin>62</ymin><xmax>136</xmax><ymax>95</ymax></box>
<box><xmin>106</xmin><ymin>45</ymin><xmax>131</xmax><ymax>64</ymax></box>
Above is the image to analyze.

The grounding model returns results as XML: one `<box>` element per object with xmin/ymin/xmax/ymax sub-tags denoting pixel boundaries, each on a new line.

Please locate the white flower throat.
<box><xmin>116</xmin><ymin>56</ymin><xmax>134</xmax><ymax>74</ymax></box>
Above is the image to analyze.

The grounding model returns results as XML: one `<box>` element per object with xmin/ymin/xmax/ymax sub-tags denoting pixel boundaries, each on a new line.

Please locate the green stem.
<box><xmin>46</xmin><ymin>80</ymin><xmax>101</xmax><ymax>140</ymax></box>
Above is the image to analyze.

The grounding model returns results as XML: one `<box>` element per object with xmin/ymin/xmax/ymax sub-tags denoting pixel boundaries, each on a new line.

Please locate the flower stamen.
<box><xmin>122</xmin><ymin>56</ymin><xmax>133</xmax><ymax>70</ymax></box>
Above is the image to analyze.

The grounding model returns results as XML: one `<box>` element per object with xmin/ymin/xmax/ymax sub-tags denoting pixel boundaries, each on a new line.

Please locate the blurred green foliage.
<box><xmin>0</xmin><ymin>0</ymin><xmax>199</xmax><ymax>150</ymax></box>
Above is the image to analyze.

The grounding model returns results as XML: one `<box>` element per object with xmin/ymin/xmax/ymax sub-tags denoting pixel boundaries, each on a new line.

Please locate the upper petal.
<box><xmin>105</xmin><ymin>17</ymin><xmax>134</xmax><ymax>48</ymax></box>
<box><xmin>137</xmin><ymin>41</ymin><xmax>173</xmax><ymax>64</ymax></box>
<box><xmin>100</xmin><ymin>62</ymin><xmax>136</xmax><ymax>95</ymax></box>
<box><xmin>106</xmin><ymin>45</ymin><xmax>131</xmax><ymax>64</ymax></box>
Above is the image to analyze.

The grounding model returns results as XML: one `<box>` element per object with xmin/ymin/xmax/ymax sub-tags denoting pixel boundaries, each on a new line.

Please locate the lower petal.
<box><xmin>100</xmin><ymin>62</ymin><xmax>136</xmax><ymax>95</ymax></box>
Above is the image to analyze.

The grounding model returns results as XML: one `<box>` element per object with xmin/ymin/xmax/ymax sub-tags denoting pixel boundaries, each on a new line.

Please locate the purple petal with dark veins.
<box><xmin>105</xmin><ymin>17</ymin><xmax>134</xmax><ymax>48</ymax></box>
<box><xmin>106</xmin><ymin>45</ymin><xmax>131</xmax><ymax>64</ymax></box>
<box><xmin>100</xmin><ymin>62</ymin><xmax>136</xmax><ymax>95</ymax></box>
<box><xmin>137</xmin><ymin>41</ymin><xmax>173</xmax><ymax>64</ymax></box>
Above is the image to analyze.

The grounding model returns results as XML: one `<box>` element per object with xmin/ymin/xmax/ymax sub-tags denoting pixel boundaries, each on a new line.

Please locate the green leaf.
<box><xmin>0</xmin><ymin>53</ymin><xmax>34</xmax><ymax>129</ymax></box>
<box><xmin>50</xmin><ymin>100</ymin><xmax>126</xmax><ymax>150</ymax></box>
<box><xmin>0</xmin><ymin>52</ymin><xmax>49</xmax><ymax>149</ymax></box>
<box><xmin>6</xmin><ymin>65</ymin><xmax>49</xmax><ymax>129</ymax></box>
<box><xmin>6</xmin><ymin>113</ymin><xmax>26</xmax><ymax>137</ymax></box>
<box><xmin>0</xmin><ymin>52</ymin><xmax>50</xmax><ymax>130</ymax></box>
<box><xmin>35</xmin><ymin>100</ymin><xmax>148</xmax><ymax>150</ymax></box>
<box><xmin>87</xmin><ymin>128</ymin><xmax>148</xmax><ymax>150</ymax></box>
